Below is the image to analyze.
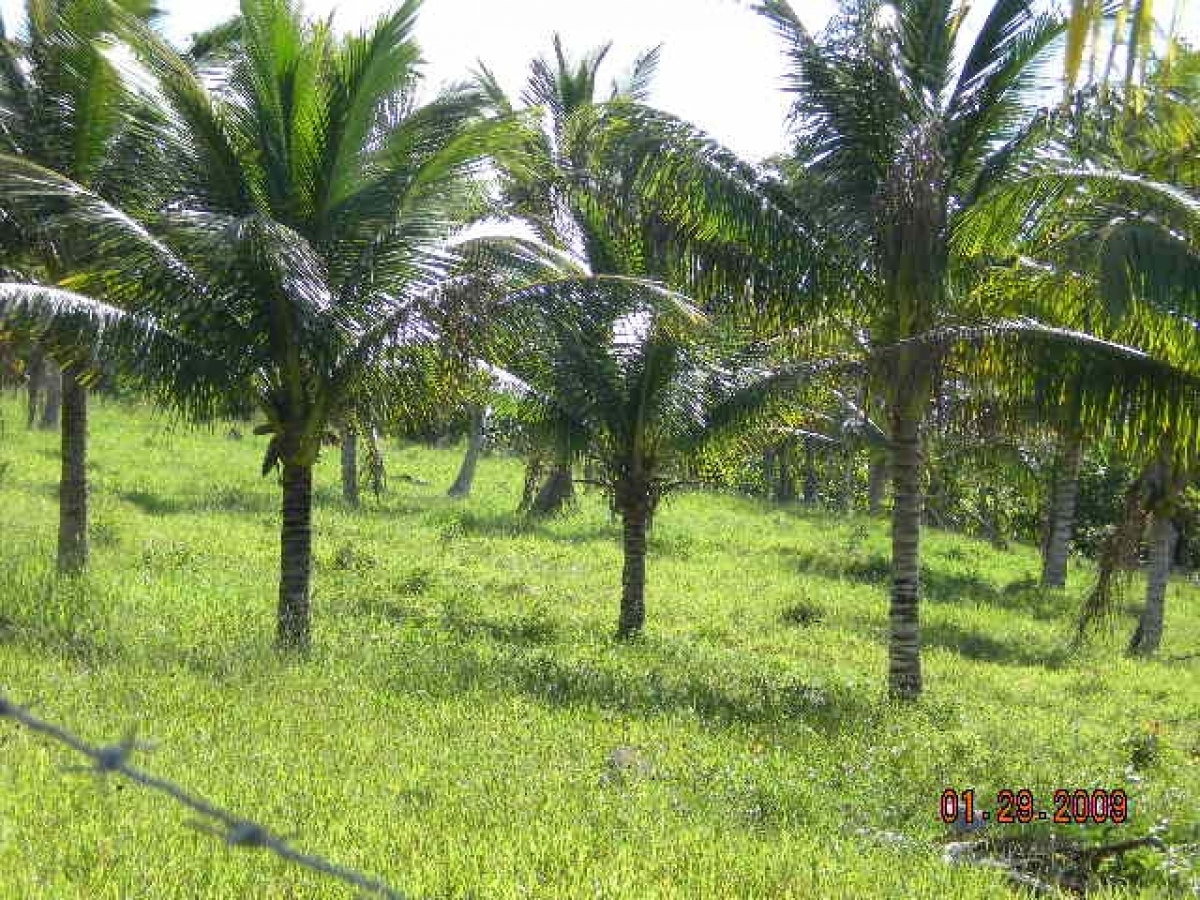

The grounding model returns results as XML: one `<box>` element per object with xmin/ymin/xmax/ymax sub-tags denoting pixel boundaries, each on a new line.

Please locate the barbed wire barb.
<box><xmin>0</xmin><ymin>694</ymin><xmax>407</xmax><ymax>899</ymax></box>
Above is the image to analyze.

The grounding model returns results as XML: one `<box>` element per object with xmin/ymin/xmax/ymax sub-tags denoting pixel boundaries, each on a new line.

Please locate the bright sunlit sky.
<box><xmin>2</xmin><ymin>0</ymin><xmax>1198</xmax><ymax>161</ymax></box>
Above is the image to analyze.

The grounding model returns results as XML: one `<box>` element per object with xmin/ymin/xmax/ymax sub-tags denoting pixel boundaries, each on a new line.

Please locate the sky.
<box><xmin>2</xmin><ymin>0</ymin><xmax>1198</xmax><ymax>161</ymax></box>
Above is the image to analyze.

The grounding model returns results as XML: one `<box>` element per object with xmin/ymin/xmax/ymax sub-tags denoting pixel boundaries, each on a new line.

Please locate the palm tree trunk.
<box><xmin>519</xmin><ymin>455</ymin><xmax>545</xmax><ymax>513</ymax></box>
<box><xmin>448</xmin><ymin>406</ymin><xmax>486</xmax><ymax>498</ymax></box>
<box><xmin>365</xmin><ymin>427</ymin><xmax>387</xmax><ymax>497</ymax></box>
<box><xmin>1041</xmin><ymin>433</ymin><xmax>1083</xmax><ymax>589</ymax></box>
<box><xmin>277</xmin><ymin>462</ymin><xmax>313</xmax><ymax>651</ymax></box>
<box><xmin>57</xmin><ymin>370</ymin><xmax>88</xmax><ymax>574</ymax></box>
<box><xmin>1129</xmin><ymin>512</ymin><xmax>1176</xmax><ymax>656</ymax></box>
<box><xmin>778</xmin><ymin>442</ymin><xmax>797</xmax><ymax>502</ymax></box>
<box><xmin>530</xmin><ymin>463</ymin><xmax>574</xmax><ymax>517</ymax></box>
<box><xmin>618</xmin><ymin>497</ymin><xmax>650</xmax><ymax>638</ymax></box>
<box><xmin>868</xmin><ymin>454</ymin><xmax>888</xmax><ymax>515</ymax></box>
<box><xmin>802</xmin><ymin>439</ymin><xmax>818</xmax><ymax>505</ymax></box>
<box><xmin>888</xmin><ymin>407</ymin><xmax>924</xmax><ymax>700</ymax></box>
<box><xmin>340</xmin><ymin>425</ymin><xmax>359</xmax><ymax>507</ymax></box>
<box><xmin>40</xmin><ymin>360</ymin><xmax>62</xmax><ymax>431</ymax></box>
<box><xmin>25</xmin><ymin>347</ymin><xmax>44</xmax><ymax>429</ymax></box>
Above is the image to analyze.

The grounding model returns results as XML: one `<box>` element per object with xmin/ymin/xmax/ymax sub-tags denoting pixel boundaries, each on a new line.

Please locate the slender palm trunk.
<box><xmin>340</xmin><ymin>425</ymin><xmax>359</xmax><ymax>507</ymax></box>
<box><xmin>519</xmin><ymin>455</ymin><xmax>545</xmax><ymax>513</ymax></box>
<box><xmin>617</xmin><ymin>495</ymin><xmax>650</xmax><ymax>639</ymax></box>
<box><xmin>448</xmin><ymin>406</ymin><xmax>486</xmax><ymax>498</ymax></box>
<box><xmin>868</xmin><ymin>454</ymin><xmax>888</xmax><ymax>515</ymax></box>
<box><xmin>1129</xmin><ymin>512</ymin><xmax>1176</xmax><ymax>656</ymax></box>
<box><xmin>57</xmin><ymin>370</ymin><xmax>88</xmax><ymax>574</ymax></box>
<box><xmin>25</xmin><ymin>348</ymin><xmax>44</xmax><ymax>429</ymax></box>
<box><xmin>762</xmin><ymin>447</ymin><xmax>777</xmax><ymax>499</ymax></box>
<box><xmin>802</xmin><ymin>439</ymin><xmax>818</xmax><ymax>504</ymax></box>
<box><xmin>1041</xmin><ymin>433</ymin><xmax>1083</xmax><ymax>589</ymax></box>
<box><xmin>778</xmin><ymin>443</ymin><xmax>797</xmax><ymax>502</ymax></box>
<box><xmin>365</xmin><ymin>428</ymin><xmax>386</xmax><ymax>497</ymax></box>
<box><xmin>277</xmin><ymin>462</ymin><xmax>313</xmax><ymax>651</ymax></box>
<box><xmin>40</xmin><ymin>360</ymin><xmax>62</xmax><ymax>431</ymax></box>
<box><xmin>888</xmin><ymin>406</ymin><xmax>924</xmax><ymax>700</ymax></box>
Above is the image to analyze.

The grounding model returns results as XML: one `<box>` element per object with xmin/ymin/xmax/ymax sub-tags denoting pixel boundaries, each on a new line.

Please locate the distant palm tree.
<box><xmin>0</xmin><ymin>0</ymin><xmax>502</xmax><ymax>649</ymax></box>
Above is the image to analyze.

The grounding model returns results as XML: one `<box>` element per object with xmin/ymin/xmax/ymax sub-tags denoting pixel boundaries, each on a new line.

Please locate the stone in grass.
<box><xmin>949</xmin><ymin>806</ymin><xmax>990</xmax><ymax>835</ymax></box>
<box><xmin>601</xmin><ymin>745</ymin><xmax>655</xmax><ymax>785</ymax></box>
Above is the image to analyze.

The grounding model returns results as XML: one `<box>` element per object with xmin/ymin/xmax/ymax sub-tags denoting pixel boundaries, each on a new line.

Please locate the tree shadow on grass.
<box><xmin>922</xmin><ymin>620</ymin><xmax>1071</xmax><ymax>668</ymax></box>
<box><xmin>394</xmin><ymin>638</ymin><xmax>881</xmax><ymax>735</ymax></box>
<box><xmin>790</xmin><ymin>549</ymin><xmax>1061</xmax><ymax>619</ymax></box>
<box><xmin>118</xmin><ymin>487</ymin><xmax>274</xmax><ymax>517</ymax></box>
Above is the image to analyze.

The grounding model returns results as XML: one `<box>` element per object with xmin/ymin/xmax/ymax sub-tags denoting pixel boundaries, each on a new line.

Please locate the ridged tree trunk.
<box><xmin>40</xmin><ymin>360</ymin><xmax>62</xmax><ymax>431</ymax></box>
<box><xmin>448</xmin><ymin>406</ymin><xmax>486</xmax><ymax>498</ymax></box>
<box><xmin>888</xmin><ymin>405</ymin><xmax>924</xmax><ymax>700</ymax></box>
<box><xmin>1041</xmin><ymin>433</ymin><xmax>1083</xmax><ymax>588</ymax></box>
<box><xmin>277</xmin><ymin>462</ymin><xmax>313</xmax><ymax>651</ymax></box>
<box><xmin>25</xmin><ymin>347</ymin><xmax>44</xmax><ymax>429</ymax></box>
<box><xmin>340</xmin><ymin>425</ymin><xmax>359</xmax><ymax>507</ymax></box>
<box><xmin>1129</xmin><ymin>512</ymin><xmax>1176</xmax><ymax>656</ymax></box>
<box><xmin>867</xmin><ymin>454</ymin><xmax>888</xmax><ymax>515</ymax></box>
<box><xmin>56</xmin><ymin>370</ymin><xmax>88</xmax><ymax>574</ymax></box>
<box><xmin>617</xmin><ymin>480</ymin><xmax>651</xmax><ymax>638</ymax></box>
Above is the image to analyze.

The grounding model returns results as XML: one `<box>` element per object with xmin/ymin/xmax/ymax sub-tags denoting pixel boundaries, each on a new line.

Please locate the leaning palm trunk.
<box><xmin>447</xmin><ymin>406</ymin><xmax>486</xmax><ymax>498</ymax></box>
<box><xmin>340</xmin><ymin>425</ymin><xmax>359</xmax><ymax>507</ymax></box>
<box><xmin>56</xmin><ymin>369</ymin><xmax>87</xmax><ymax>573</ymax></box>
<box><xmin>888</xmin><ymin>403</ymin><xmax>924</xmax><ymax>700</ymax></box>
<box><xmin>1129</xmin><ymin>512</ymin><xmax>1177</xmax><ymax>656</ymax></box>
<box><xmin>616</xmin><ymin>480</ymin><xmax>651</xmax><ymax>638</ymax></box>
<box><xmin>277</xmin><ymin>462</ymin><xmax>313</xmax><ymax>651</ymax></box>
<box><xmin>40</xmin><ymin>359</ymin><xmax>61</xmax><ymax>430</ymax></box>
<box><xmin>1041</xmin><ymin>432</ymin><xmax>1083</xmax><ymax>588</ymax></box>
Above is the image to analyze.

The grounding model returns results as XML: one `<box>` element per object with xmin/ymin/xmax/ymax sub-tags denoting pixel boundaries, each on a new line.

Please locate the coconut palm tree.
<box><xmin>755</xmin><ymin>0</ymin><xmax>1082</xmax><ymax>697</ymax></box>
<box><xmin>757</xmin><ymin>0</ymin><xmax>1200</xmax><ymax>698</ymax></box>
<box><xmin>0</xmin><ymin>0</ymin><xmax>166</xmax><ymax>573</ymax></box>
<box><xmin>474</xmin><ymin>36</ymin><xmax>663</xmax><ymax>514</ymax></box>
<box><xmin>0</xmin><ymin>0</ymin><xmax>501</xmax><ymax>649</ymax></box>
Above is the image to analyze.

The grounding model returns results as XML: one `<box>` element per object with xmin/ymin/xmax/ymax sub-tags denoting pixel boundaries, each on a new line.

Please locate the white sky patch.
<box><xmin>1</xmin><ymin>0</ymin><xmax>1197</xmax><ymax>159</ymax></box>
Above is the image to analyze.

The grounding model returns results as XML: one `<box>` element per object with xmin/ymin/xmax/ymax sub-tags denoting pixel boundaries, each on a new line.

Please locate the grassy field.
<box><xmin>0</xmin><ymin>393</ymin><xmax>1197</xmax><ymax>898</ymax></box>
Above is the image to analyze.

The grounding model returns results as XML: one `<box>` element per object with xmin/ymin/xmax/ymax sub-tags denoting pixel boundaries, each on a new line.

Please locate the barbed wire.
<box><xmin>0</xmin><ymin>694</ymin><xmax>407</xmax><ymax>899</ymax></box>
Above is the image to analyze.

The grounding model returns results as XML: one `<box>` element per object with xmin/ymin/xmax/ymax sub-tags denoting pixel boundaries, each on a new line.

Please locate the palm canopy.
<box><xmin>0</xmin><ymin>0</ymin><xmax>508</xmax><ymax>648</ymax></box>
<box><xmin>1</xmin><ymin>0</ymin><xmax>501</xmax><ymax>464</ymax></box>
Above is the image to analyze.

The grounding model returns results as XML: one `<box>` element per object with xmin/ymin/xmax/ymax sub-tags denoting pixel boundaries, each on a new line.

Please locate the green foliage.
<box><xmin>0</xmin><ymin>395</ymin><xmax>1197</xmax><ymax>897</ymax></box>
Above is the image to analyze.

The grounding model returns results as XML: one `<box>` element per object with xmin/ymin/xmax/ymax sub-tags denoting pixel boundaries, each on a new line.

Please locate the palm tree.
<box><xmin>758</xmin><ymin>0</ymin><xmax>1200</xmax><ymax>698</ymax></box>
<box><xmin>0</xmin><ymin>0</ymin><xmax>164</xmax><ymax>573</ymax></box>
<box><xmin>0</xmin><ymin>0</ymin><xmax>500</xmax><ymax>649</ymax></box>
<box><xmin>497</xmin><ymin>284</ymin><xmax>786</xmax><ymax>637</ymax></box>
<box><xmin>757</xmin><ymin>0</ymin><xmax>1078</xmax><ymax>697</ymax></box>
<box><xmin>475</xmin><ymin>37</ymin><xmax>661</xmax><ymax>515</ymax></box>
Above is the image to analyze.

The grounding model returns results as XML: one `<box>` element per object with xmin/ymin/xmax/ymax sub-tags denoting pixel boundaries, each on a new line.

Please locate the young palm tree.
<box><xmin>496</xmin><ymin>284</ymin><xmax>782</xmax><ymax>637</ymax></box>
<box><xmin>474</xmin><ymin>36</ymin><xmax>662</xmax><ymax>514</ymax></box>
<box><xmin>0</xmin><ymin>0</ymin><xmax>164</xmax><ymax>573</ymax></box>
<box><xmin>0</xmin><ymin>0</ymin><xmax>501</xmax><ymax>649</ymax></box>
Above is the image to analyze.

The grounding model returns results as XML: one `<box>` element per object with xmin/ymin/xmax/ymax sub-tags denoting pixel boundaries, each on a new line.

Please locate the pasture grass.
<box><xmin>0</xmin><ymin>394</ymin><xmax>1197</xmax><ymax>898</ymax></box>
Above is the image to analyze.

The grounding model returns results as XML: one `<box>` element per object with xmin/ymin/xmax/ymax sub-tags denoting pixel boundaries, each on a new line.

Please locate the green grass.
<box><xmin>0</xmin><ymin>394</ymin><xmax>1197</xmax><ymax>898</ymax></box>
